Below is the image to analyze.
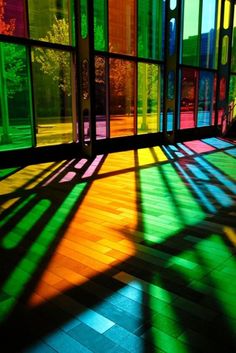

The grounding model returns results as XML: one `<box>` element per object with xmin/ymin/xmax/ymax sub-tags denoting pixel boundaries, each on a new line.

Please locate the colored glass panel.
<box><xmin>182</xmin><ymin>0</ymin><xmax>200</xmax><ymax>66</ymax></box>
<box><xmin>109</xmin><ymin>58</ymin><xmax>135</xmax><ymax>137</ymax></box>
<box><xmin>167</xmin><ymin>71</ymin><xmax>174</xmax><ymax>100</ymax></box>
<box><xmin>229</xmin><ymin>75</ymin><xmax>236</xmax><ymax>118</ymax></box>
<box><xmin>170</xmin><ymin>0</ymin><xmax>176</xmax><ymax>10</ymax></box>
<box><xmin>180</xmin><ymin>68</ymin><xmax>197</xmax><ymax>129</ymax></box>
<box><xmin>80</xmin><ymin>0</ymin><xmax>88</xmax><ymax>39</ymax></box>
<box><xmin>169</xmin><ymin>18</ymin><xmax>176</xmax><ymax>56</ymax></box>
<box><xmin>31</xmin><ymin>47</ymin><xmax>73</xmax><ymax>146</ymax></box>
<box><xmin>214</xmin><ymin>0</ymin><xmax>222</xmax><ymax>68</ymax></box>
<box><xmin>138</xmin><ymin>63</ymin><xmax>160</xmax><ymax>134</ymax></box>
<box><xmin>223</xmin><ymin>0</ymin><xmax>230</xmax><ymax>29</ymax></box>
<box><xmin>138</xmin><ymin>0</ymin><xmax>164</xmax><ymax>60</ymax></box>
<box><xmin>95</xmin><ymin>56</ymin><xmax>106</xmax><ymax>139</ymax></box>
<box><xmin>222</xmin><ymin>35</ymin><xmax>229</xmax><ymax>65</ymax></box>
<box><xmin>200</xmin><ymin>0</ymin><xmax>216</xmax><ymax>68</ymax></box>
<box><xmin>94</xmin><ymin>0</ymin><xmax>107</xmax><ymax>51</ymax></box>
<box><xmin>0</xmin><ymin>0</ymin><xmax>27</xmax><ymax>37</ymax></box>
<box><xmin>109</xmin><ymin>0</ymin><xmax>136</xmax><ymax>56</ymax></box>
<box><xmin>28</xmin><ymin>0</ymin><xmax>73</xmax><ymax>45</ymax></box>
<box><xmin>231</xmin><ymin>5</ymin><xmax>236</xmax><ymax>72</ymax></box>
<box><xmin>197</xmin><ymin>71</ymin><xmax>215</xmax><ymax>127</ymax></box>
<box><xmin>0</xmin><ymin>43</ymin><xmax>33</xmax><ymax>151</ymax></box>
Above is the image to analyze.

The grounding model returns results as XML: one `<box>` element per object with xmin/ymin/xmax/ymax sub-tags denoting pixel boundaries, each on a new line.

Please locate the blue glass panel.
<box><xmin>200</xmin><ymin>0</ymin><xmax>216</xmax><ymax>68</ymax></box>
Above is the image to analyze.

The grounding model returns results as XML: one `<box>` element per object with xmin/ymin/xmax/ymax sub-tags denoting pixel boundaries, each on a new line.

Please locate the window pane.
<box><xmin>200</xmin><ymin>0</ymin><xmax>216</xmax><ymax>68</ymax></box>
<box><xmin>182</xmin><ymin>0</ymin><xmax>200</xmax><ymax>65</ymax></box>
<box><xmin>109</xmin><ymin>59</ymin><xmax>135</xmax><ymax>137</ymax></box>
<box><xmin>0</xmin><ymin>0</ymin><xmax>27</xmax><ymax>37</ymax></box>
<box><xmin>94</xmin><ymin>0</ymin><xmax>107</xmax><ymax>51</ymax></box>
<box><xmin>197</xmin><ymin>71</ymin><xmax>215</xmax><ymax>127</ymax></box>
<box><xmin>95</xmin><ymin>56</ymin><xmax>106</xmax><ymax>139</ymax></box>
<box><xmin>222</xmin><ymin>35</ymin><xmax>229</xmax><ymax>65</ymax></box>
<box><xmin>109</xmin><ymin>0</ymin><xmax>136</xmax><ymax>55</ymax></box>
<box><xmin>28</xmin><ymin>0</ymin><xmax>73</xmax><ymax>45</ymax></box>
<box><xmin>138</xmin><ymin>0</ymin><xmax>164</xmax><ymax>60</ymax></box>
<box><xmin>180</xmin><ymin>68</ymin><xmax>197</xmax><ymax>129</ymax></box>
<box><xmin>138</xmin><ymin>63</ymin><xmax>160</xmax><ymax>134</ymax></box>
<box><xmin>0</xmin><ymin>43</ymin><xmax>33</xmax><ymax>151</ymax></box>
<box><xmin>32</xmin><ymin>47</ymin><xmax>73</xmax><ymax>146</ymax></box>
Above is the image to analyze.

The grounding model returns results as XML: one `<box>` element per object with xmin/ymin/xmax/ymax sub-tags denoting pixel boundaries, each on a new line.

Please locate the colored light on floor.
<box><xmin>139</xmin><ymin>163</ymin><xmax>205</xmax><ymax>244</ymax></box>
<box><xmin>204</xmin><ymin>152</ymin><xmax>236</xmax><ymax>180</ymax></box>
<box><xmin>1</xmin><ymin>198</ymin><xmax>51</xmax><ymax>249</ymax></box>
<box><xmin>184</xmin><ymin>140</ymin><xmax>215</xmax><ymax>153</ymax></box>
<box><xmin>224</xmin><ymin>227</ymin><xmax>236</xmax><ymax>246</ymax></box>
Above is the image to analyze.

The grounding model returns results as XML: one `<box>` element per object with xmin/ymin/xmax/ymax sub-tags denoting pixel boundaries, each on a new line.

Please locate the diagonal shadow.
<box><xmin>0</xmin><ymin>142</ymin><xmax>235</xmax><ymax>353</ymax></box>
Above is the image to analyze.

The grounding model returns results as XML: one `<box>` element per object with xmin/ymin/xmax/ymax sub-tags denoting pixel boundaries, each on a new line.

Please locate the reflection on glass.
<box><xmin>109</xmin><ymin>0</ymin><xmax>136</xmax><ymax>55</ymax></box>
<box><xmin>0</xmin><ymin>43</ymin><xmax>33</xmax><ymax>151</ymax></box>
<box><xmin>138</xmin><ymin>0</ymin><xmax>164</xmax><ymax>60</ymax></box>
<box><xmin>168</xmin><ymin>71</ymin><xmax>174</xmax><ymax>100</ymax></box>
<box><xmin>95</xmin><ymin>56</ymin><xmax>106</xmax><ymax>139</ymax></box>
<box><xmin>197</xmin><ymin>71</ymin><xmax>215</xmax><ymax>127</ymax></box>
<box><xmin>94</xmin><ymin>0</ymin><xmax>107</xmax><ymax>51</ymax></box>
<box><xmin>109</xmin><ymin>58</ymin><xmax>135</xmax><ymax>137</ymax></box>
<box><xmin>0</xmin><ymin>0</ymin><xmax>27</xmax><ymax>37</ymax></box>
<box><xmin>180</xmin><ymin>68</ymin><xmax>196</xmax><ymax>129</ymax></box>
<box><xmin>138</xmin><ymin>63</ymin><xmax>160</xmax><ymax>134</ymax></box>
<box><xmin>229</xmin><ymin>75</ymin><xmax>236</xmax><ymax>119</ymax></box>
<box><xmin>32</xmin><ymin>47</ymin><xmax>73</xmax><ymax>146</ymax></box>
<box><xmin>28</xmin><ymin>0</ymin><xmax>73</xmax><ymax>45</ymax></box>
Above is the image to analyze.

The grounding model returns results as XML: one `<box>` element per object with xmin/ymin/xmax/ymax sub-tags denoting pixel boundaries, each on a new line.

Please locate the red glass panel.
<box><xmin>0</xmin><ymin>0</ymin><xmax>27</xmax><ymax>37</ymax></box>
<box><xmin>180</xmin><ymin>68</ymin><xmax>197</xmax><ymax>129</ymax></box>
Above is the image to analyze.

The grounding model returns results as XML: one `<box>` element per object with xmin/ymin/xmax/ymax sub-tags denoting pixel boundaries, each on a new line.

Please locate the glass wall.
<box><xmin>229</xmin><ymin>3</ymin><xmax>236</xmax><ymax>119</ymax></box>
<box><xmin>0</xmin><ymin>0</ymin><xmax>235</xmax><ymax>153</ymax></box>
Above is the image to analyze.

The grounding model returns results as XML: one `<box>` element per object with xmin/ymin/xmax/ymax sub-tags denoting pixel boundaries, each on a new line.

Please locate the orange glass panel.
<box><xmin>109</xmin><ymin>58</ymin><xmax>135</xmax><ymax>137</ymax></box>
<box><xmin>109</xmin><ymin>0</ymin><xmax>136</xmax><ymax>55</ymax></box>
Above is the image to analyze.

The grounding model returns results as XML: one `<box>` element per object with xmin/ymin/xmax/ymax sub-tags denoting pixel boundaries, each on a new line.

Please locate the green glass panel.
<box><xmin>109</xmin><ymin>0</ymin><xmax>136</xmax><ymax>55</ymax></box>
<box><xmin>222</xmin><ymin>35</ymin><xmax>229</xmax><ymax>65</ymax></box>
<box><xmin>28</xmin><ymin>0</ymin><xmax>74</xmax><ymax>45</ymax></box>
<box><xmin>31</xmin><ymin>47</ymin><xmax>73</xmax><ymax>146</ymax></box>
<box><xmin>182</xmin><ymin>0</ymin><xmax>200</xmax><ymax>66</ymax></box>
<box><xmin>94</xmin><ymin>0</ymin><xmax>107</xmax><ymax>50</ymax></box>
<box><xmin>0</xmin><ymin>42</ymin><xmax>34</xmax><ymax>151</ymax></box>
<box><xmin>109</xmin><ymin>58</ymin><xmax>135</xmax><ymax>137</ymax></box>
<box><xmin>80</xmin><ymin>0</ymin><xmax>88</xmax><ymax>39</ymax></box>
<box><xmin>138</xmin><ymin>63</ymin><xmax>160</xmax><ymax>134</ymax></box>
<box><xmin>138</xmin><ymin>0</ymin><xmax>164</xmax><ymax>60</ymax></box>
<box><xmin>231</xmin><ymin>4</ymin><xmax>236</xmax><ymax>72</ymax></box>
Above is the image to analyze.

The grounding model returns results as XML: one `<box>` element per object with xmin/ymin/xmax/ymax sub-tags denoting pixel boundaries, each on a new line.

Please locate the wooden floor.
<box><xmin>0</xmin><ymin>137</ymin><xmax>236</xmax><ymax>353</ymax></box>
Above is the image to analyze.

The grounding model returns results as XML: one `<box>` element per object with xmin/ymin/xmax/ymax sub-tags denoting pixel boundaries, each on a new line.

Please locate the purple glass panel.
<box><xmin>0</xmin><ymin>0</ymin><xmax>27</xmax><ymax>37</ymax></box>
